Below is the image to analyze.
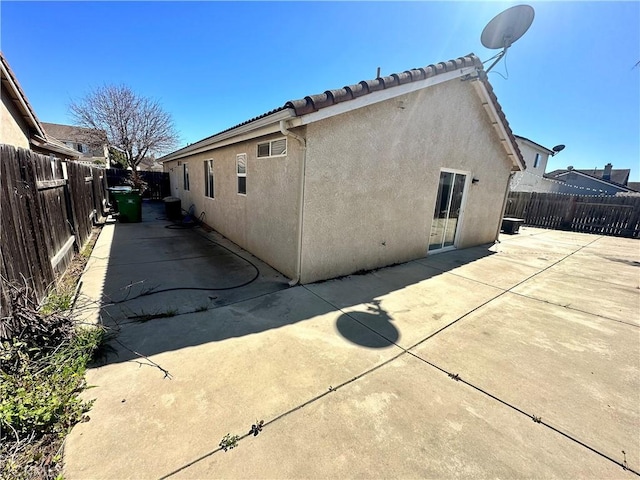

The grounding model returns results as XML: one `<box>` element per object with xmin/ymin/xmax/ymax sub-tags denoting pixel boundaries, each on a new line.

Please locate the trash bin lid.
<box><xmin>108</xmin><ymin>186</ymin><xmax>133</xmax><ymax>192</ymax></box>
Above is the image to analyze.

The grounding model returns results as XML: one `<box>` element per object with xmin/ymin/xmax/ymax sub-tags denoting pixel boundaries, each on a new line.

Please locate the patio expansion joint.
<box><xmin>159</xmin><ymin>235</ymin><xmax>629</xmax><ymax>479</ymax></box>
<box><xmin>506</xmin><ymin>290</ymin><xmax>640</xmax><ymax>329</ymax></box>
<box><xmin>403</xmin><ymin>348</ymin><xmax>639</xmax><ymax>476</ymax></box>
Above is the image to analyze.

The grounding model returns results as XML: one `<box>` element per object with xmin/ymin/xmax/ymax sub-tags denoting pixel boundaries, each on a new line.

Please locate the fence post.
<box><xmin>560</xmin><ymin>196</ymin><xmax>577</xmax><ymax>231</ymax></box>
<box><xmin>623</xmin><ymin>200</ymin><xmax>640</xmax><ymax>238</ymax></box>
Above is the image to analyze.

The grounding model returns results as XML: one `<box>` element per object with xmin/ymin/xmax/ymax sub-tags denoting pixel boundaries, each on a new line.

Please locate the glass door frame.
<box><xmin>428</xmin><ymin>168</ymin><xmax>471</xmax><ymax>254</ymax></box>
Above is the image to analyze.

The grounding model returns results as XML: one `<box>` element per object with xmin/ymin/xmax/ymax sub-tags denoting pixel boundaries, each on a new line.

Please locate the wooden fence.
<box><xmin>1</xmin><ymin>145</ymin><xmax>108</xmax><ymax>317</ymax></box>
<box><xmin>505</xmin><ymin>192</ymin><xmax>640</xmax><ymax>238</ymax></box>
<box><xmin>105</xmin><ymin>168</ymin><xmax>170</xmax><ymax>200</ymax></box>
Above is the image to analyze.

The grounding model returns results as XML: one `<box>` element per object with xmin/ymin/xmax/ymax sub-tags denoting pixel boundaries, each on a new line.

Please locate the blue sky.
<box><xmin>2</xmin><ymin>1</ymin><xmax>639</xmax><ymax>179</ymax></box>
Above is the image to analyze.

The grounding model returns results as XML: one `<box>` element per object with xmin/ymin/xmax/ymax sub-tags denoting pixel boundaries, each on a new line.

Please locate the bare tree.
<box><xmin>70</xmin><ymin>84</ymin><xmax>179</xmax><ymax>172</ymax></box>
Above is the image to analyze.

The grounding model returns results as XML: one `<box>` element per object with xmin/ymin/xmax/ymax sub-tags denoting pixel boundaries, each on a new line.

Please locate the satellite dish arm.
<box><xmin>484</xmin><ymin>47</ymin><xmax>508</xmax><ymax>74</ymax></box>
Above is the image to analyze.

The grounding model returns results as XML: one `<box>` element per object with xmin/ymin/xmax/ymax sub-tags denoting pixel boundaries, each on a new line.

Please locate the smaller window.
<box><xmin>183</xmin><ymin>163</ymin><xmax>190</xmax><ymax>191</ymax></box>
<box><xmin>257</xmin><ymin>138</ymin><xmax>287</xmax><ymax>158</ymax></box>
<box><xmin>204</xmin><ymin>160</ymin><xmax>214</xmax><ymax>198</ymax></box>
<box><xmin>237</xmin><ymin>154</ymin><xmax>247</xmax><ymax>195</ymax></box>
<box><xmin>533</xmin><ymin>153</ymin><xmax>541</xmax><ymax>169</ymax></box>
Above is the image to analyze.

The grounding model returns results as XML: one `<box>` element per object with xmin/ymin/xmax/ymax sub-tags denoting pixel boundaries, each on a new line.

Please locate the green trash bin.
<box><xmin>107</xmin><ymin>186</ymin><xmax>132</xmax><ymax>212</ymax></box>
<box><xmin>112</xmin><ymin>190</ymin><xmax>142</xmax><ymax>223</ymax></box>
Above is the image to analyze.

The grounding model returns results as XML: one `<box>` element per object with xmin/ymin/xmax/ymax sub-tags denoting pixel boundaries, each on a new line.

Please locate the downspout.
<box><xmin>495</xmin><ymin>171</ymin><xmax>516</xmax><ymax>243</ymax></box>
<box><xmin>280</xmin><ymin>120</ymin><xmax>306</xmax><ymax>286</ymax></box>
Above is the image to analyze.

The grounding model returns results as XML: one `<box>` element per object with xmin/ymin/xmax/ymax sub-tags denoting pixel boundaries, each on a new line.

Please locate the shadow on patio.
<box><xmin>80</xmin><ymin>200</ymin><xmax>497</xmax><ymax>365</ymax></box>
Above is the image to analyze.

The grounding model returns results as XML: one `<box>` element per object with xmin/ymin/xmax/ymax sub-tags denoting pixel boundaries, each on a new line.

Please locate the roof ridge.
<box><xmin>284</xmin><ymin>54</ymin><xmax>483</xmax><ymax>115</ymax></box>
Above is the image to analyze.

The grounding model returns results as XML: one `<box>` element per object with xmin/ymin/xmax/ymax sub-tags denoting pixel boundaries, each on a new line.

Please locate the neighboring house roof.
<box><xmin>627</xmin><ymin>182</ymin><xmax>640</xmax><ymax>192</ymax></box>
<box><xmin>1</xmin><ymin>52</ymin><xmax>79</xmax><ymax>159</ymax></box>
<box><xmin>546</xmin><ymin>169</ymin><xmax>634</xmax><ymax>192</ymax></box>
<box><xmin>138</xmin><ymin>156</ymin><xmax>163</xmax><ymax>171</ymax></box>
<box><xmin>160</xmin><ymin>53</ymin><xmax>524</xmax><ymax>170</ymax></box>
<box><xmin>514</xmin><ymin>135</ymin><xmax>555</xmax><ymax>155</ymax></box>
<box><xmin>41</xmin><ymin>122</ymin><xmax>106</xmax><ymax>145</ymax></box>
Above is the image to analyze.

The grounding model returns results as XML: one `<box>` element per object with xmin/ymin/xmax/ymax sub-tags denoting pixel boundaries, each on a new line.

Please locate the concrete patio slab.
<box><xmin>511</xmin><ymin>268</ymin><xmax>640</xmax><ymax>325</ymax></box>
<box><xmin>65</xmin><ymin>287</ymin><xmax>402</xmax><ymax>480</ymax></box>
<box><xmin>65</xmin><ymin>213</ymin><xmax>640</xmax><ymax>479</ymax></box>
<box><xmin>412</xmin><ymin>292</ymin><xmax>640</xmax><ymax>470</ymax></box>
<box><xmin>547</xmin><ymin>252</ymin><xmax>640</xmax><ymax>289</ymax></box>
<box><xmin>524</xmin><ymin>229</ymin><xmax>606</xmax><ymax>247</ymax></box>
<box><xmin>171</xmin><ymin>354</ymin><xmax>630</xmax><ymax>479</ymax></box>
<box><xmin>305</xmin><ymin>260</ymin><xmax>504</xmax><ymax>349</ymax></box>
<box><xmin>415</xmin><ymin>253</ymin><xmax>541</xmax><ymax>290</ymax></box>
<box><xmin>75</xmin><ymin>201</ymin><xmax>290</xmax><ymax>325</ymax></box>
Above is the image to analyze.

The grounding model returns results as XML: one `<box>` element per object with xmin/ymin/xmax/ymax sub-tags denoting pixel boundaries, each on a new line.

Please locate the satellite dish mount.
<box><xmin>481</xmin><ymin>5</ymin><xmax>535</xmax><ymax>73</ymax></box>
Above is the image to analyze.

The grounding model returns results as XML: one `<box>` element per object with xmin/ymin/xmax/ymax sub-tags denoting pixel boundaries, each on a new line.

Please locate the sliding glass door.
<box><xmin>428</xmin><ymin>170</ymin><xmax>467</xmax><ymax>252</ymax></box>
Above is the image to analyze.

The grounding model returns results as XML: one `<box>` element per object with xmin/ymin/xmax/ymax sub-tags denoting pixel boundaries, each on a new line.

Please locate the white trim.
<box><xmin>471</xmin><ymin>80</ymin><xmax>524</xmax><ymax>172</ymax></box>
<box><xmin>0</xmin><ymin>60</ymin><xmax>46</xmax><ymax>138</ymax></box>
<box><xmin>236</xmin><ymin>153</ymin><xmax>247</xmax><ymax>195</ymax></box>
<box><xmin>160</xmin><ymin>110</ymin><xmax>296</xmax><ymax>163</ymax></box>
<box><xmin>298</xmin><ymin>66</ymin><xmax>478</xmax><ymax>126</ymax></box>
<box><xmin>204</xmin><ymin>158</ymin><xmax>215</xmax><ymax>198</ymax></box>
<box><xmin>160</xmin><ymin>67</ymin><xmax>478</xmax><ymax>164</ymax></box>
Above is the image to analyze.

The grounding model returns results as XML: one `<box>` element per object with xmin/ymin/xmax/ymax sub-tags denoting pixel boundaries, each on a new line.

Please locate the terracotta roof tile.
<box><xmin>283</xmin><ymin>54</ymin><xmax>481</xmax><ymax>116</ymax></box>
<box><xmin>163</xmin><ymin>53</ymin><xmax>524</xmax><ymax>169</ymax></box>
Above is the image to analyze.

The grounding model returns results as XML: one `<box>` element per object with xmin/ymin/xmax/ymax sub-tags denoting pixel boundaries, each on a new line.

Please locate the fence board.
<box><xmin>1</xmin><ymin>144</ymin><xmax>107</xmax><ymax>319</ymax></box>
<box><xmin>106</xmin><ymin>168</ymin><xmax>170</xmax><ymax>200</ymax></box>
<box><xmin>505</xmin><ymin>191</ymin><xmax>640</xmax><ymax>238</ymax></box>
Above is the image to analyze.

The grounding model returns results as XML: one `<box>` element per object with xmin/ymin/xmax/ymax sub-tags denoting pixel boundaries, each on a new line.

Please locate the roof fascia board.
<box><xmin>0</xmin><ymin>62</ymin><xmax>46</xmax><ymax>139</ymax></box>
<box><xmin>514</xmin><ymin>135</ymin><xmax>554</xmax><ymax>155</ymax></box>
<box><xmin>471</xmin><ymin>79</ymin><xmax>524</xmax><ymax>171</ymax></box>
<box><xmin>31</xmin><ymin>137</ymin><xmax>80</xmax><ymax>158</ymax></box>
<box><xmin>160</xmin><ymin>109</ymin><xmax>295</xmax><ymax>162</ymax></box>
<box><xmin>554</xmin><ymin>170</ymin><xmax>630</xmax><ymax>191</ymax></box>
<box><xmin>297</xmin><ymin>66</ymin><xmax>477</xmax><ymax>126</ymax></box>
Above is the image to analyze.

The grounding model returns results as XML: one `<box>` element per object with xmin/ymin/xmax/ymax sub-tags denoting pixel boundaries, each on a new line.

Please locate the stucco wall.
<box><xmin>1</xmin><ymin>88</ymin><xmax>30</xmax><ymax>149</ymax></box>
<box><xmin>299</xmin><ymin>79</ymin><xmax>513</xmax><ymax>283</ymax></box>
<box><xmin>163</xmin><ymin>133</ymin><xmax>303</xmax><ymax>278</ymax></box>
<box><xmin>510</xmin><ymin>140</ymin><xmax>557</xmax><ymax>193</ymax></box>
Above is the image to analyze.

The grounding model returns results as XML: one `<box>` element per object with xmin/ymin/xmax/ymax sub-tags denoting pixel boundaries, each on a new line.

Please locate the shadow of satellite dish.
<box><xmin>336</xmin><ymin>305</ymin><xmax>399</xmax><ymax>349</ymax></box>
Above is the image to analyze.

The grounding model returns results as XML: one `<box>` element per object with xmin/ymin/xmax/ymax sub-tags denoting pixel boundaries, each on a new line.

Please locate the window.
<box><xmin>533</xmin><ymin>153</ymin><xmax>541</xmax><ymax>169</ymax></box>
<box><xmin>204</xmin><ymin>160</ymin><xmax>214</xmax><ymax>198</ymax></box>
<box><xmin>257</xmin><ymin>138</ymin><xmax>287</xmax><ymax>158</ymax></box>
<box><xmin>183</xmin><ymin>163</ymin><xmax>190</xmax><ymax>190</ymax></box>
<box><xmin>236</xmin><ymin>154</ymin><xmax>247</xmax><ymax>195</ymax></box>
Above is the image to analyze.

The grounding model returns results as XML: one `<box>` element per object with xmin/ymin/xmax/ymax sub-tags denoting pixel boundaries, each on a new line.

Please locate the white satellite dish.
<box><xmin>481</xmin><ymin>5</ymin><xmax>535</xmax><ymax>73</ymax></box>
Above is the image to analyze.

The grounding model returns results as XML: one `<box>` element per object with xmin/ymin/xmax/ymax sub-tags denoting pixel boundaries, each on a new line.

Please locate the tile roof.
<box><xmin>161</xmin><ymin>53</ymin><xmax>524</xmax><ymax>168</ymax></box>
<box><xmin>284</xmin><ymin>55</ymin><xmax>482</xmax><ymax>115</ymax></box>
<box><xmin>41</xmin><ymin>122</ymin><xmax>102</xmax><ymax>142</ymax></box>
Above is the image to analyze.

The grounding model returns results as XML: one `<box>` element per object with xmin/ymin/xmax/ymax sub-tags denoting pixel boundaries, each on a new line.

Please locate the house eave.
<box><xmin>31</xmin><ymin>135</ymin><xmax>80</xmax><ymax>159</ymax></box>
<box><xmin>296</xmin><ymin>66</ymin><xmax>478</xmax><ymax>126</ymax></box>
<box><xmin>471</xmin><ymin>78</ymin><xmax>525</xmax><ymax>172</ymax></box>
<box><xmin>159</xmin><ymin>109</ymin><xmax>296</xmax><ymax>163</ymax></box>
<box><xmin>0</xmin><ymin>56</ymin><xmax>46</xmax><ymax>139</ymax></box>
<box><xmin>514</xmin><ymin>135</ymin><xmax>555</xmax><ymax>156</ymax></box>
